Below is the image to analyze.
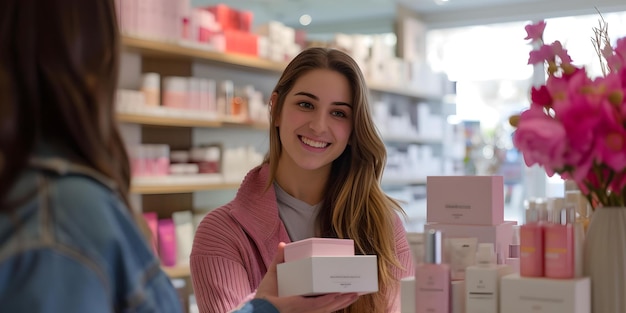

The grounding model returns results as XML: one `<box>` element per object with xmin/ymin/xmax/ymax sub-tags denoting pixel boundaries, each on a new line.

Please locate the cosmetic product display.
<box><xmin>424</xmin><ymin>221</ymin><xmax>516</xmax><ymax>265</ymax></box>
<box><xmin>465</xmin><ymin>243</ymin><xmax>514</xmax><ymax>313</ymax></box>
<box><xmin>505</xmin><ymin>225</ymin><xmax>520</xmax><ymax>273</ymax></box>
<box><xmin>277</xmin><ymin>238</ymin><xmax>378</xmax><ymax>296</ymax></box>
<box><xmin>520</xmin><ymin>200</ymin><xmax>547</xmax><ymax>277</ymax></box>
<box><xmin>426</xmin><ymin>176</ymin><xmax>504</xmax><ymax>225</ymax></box>
<box><xmin>544</xmin><ymin>207</ymin><xmax>575</xmax><ymax>279</ymax></box>
<box><xmin>500</xmin><ymin>274</ymin><xmax>590</xmax><ymax>313</ymax></box>
<box><xmin>415</xmin><ymin>229</ymin><xmax>450</xmax><ymax>313</ymax></box>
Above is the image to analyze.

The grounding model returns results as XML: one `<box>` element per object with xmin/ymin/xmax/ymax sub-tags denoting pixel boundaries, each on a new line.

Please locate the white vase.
<box><xmin>584</xmin><ymin>206</ymin><xmax>626</xmax><ymax>313</ymax></box>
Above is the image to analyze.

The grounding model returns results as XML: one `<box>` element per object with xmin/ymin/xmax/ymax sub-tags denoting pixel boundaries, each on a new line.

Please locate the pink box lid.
<box><xmin>284</xmin><ymin>238</ymin><xmax>355</xmax><ymax>263</ymax></box>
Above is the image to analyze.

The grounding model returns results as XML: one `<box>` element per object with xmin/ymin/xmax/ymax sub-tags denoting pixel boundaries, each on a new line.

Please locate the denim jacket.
<box><xmin>0</xmin><ymin>156</ymin><xmax>182</xmax><ymax>313</ymax></box>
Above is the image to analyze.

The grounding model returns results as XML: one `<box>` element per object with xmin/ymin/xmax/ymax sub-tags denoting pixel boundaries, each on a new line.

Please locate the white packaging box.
<box><xmin>400</xmin><ymin>277</ymin><xmax>416</xmax><ymax>313</ymax></box>
<box><xmin>500</xmin><ymin>274</ymin><xmax>590</xmax><ymax>313</ymax></box>
<box><xmin>277</xmin><ymin>256</ymin><xmax>378</xmax><ymax>297</ymax></box>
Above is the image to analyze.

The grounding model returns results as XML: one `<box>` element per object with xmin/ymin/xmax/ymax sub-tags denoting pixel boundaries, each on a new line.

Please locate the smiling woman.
<box><xmin>190</xmin><ymin>47</ymin><xmax>415</xmax><ymax>313</ymax></box>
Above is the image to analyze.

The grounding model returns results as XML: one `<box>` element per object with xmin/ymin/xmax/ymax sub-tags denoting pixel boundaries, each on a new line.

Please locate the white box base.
<box><xmin>500</xmin><ymin>274</ymin><xmax>590</xmax><ymax>313</ymax></box>
<box><xmin>277</xmin><ymin>256</ymin><xmax>378</xmax><ymax>297</ymax></box>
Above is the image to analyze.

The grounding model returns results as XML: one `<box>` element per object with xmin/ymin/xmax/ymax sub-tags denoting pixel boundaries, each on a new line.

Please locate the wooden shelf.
<box><xmin>132</xmin><ymin>182</ymin><xmax>240</xmax><ymax>194</ymax></box>
<box><xmin>117</xmin><ymin>112</ymin><xmax>222</xmax><ymax>128</ymax></box>
<box><xmin>122</xmin><ymin>35</ymin><xmax>287</xmax><ymax>73</ymax></box>
<box><xmin>162</xmin><ymin>264</ymin><xmax>190</xmax><ymax>279</ymax></box>
<box><xmin>117</xmin><ymin>111</ymin><xmax>269</xmax><ymax>130</ymax></box>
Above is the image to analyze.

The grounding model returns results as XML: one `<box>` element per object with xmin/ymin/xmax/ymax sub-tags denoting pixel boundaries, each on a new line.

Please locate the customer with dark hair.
<box><xmin>0</xmin><ymin>0</ymin><xmax>181</xmax><ymax>311</ymax></box>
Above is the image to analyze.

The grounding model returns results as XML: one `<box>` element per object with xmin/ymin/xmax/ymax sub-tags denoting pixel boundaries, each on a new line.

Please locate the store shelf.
<box><xmin>383</xmin><ymin>134</ymin><xmax>443</xmax><ymax>144</ymax></box>
<box><xmin>131</xmin><ymin>175</ymin><xmax>240</xmax><ymax>194</ymax></box>
<box><xmin>162</xmin><ymin>264</ymin><xmax>190</xmax><ymax>279</ymax></box>
<box><xmin>381</xmin><ymin>178</ymin><xmax>427</xmax><ymax>186</ymax></box>
<box><xmin>117</xmin><ymin>112</ymin><xmax>222</xmax><ymax>128</ymax></box>
<box><xmin>122</xmin><ymin>35</ymin><xmax>286</xmax><ymax>73</ymax></box>
<box><xmin>117</xmin><ymin>111</ymin><xmax>269</xmax><ymax>130</ymax></box>
<box><xmin>369</xmin><ymin>83</ymin><xmax>441</xmax><ymax>100</ymax></box>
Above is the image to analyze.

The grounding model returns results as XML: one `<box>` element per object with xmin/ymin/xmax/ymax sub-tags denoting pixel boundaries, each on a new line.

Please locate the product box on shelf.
<box><xmin>426</xmin><ymin>175</ymin><xmax>504</xmax><ymax>225</ymax></box>
<box><xmin>277</xmin><ymin>256</ymin><xmax>378</xmax><ymax>297</ymax></box>
<box><xmin>424</xmin><ymin>221</ymin><xmax>516</xmax><ymax>264</ymax></box>
<box><xmin>500</xmin><ymin>274</ymin><xmax>590</xmax><ymax>313</ymax></box>
<box><xmin>284</xmin><ymin>238</ymin><xmax>355</xmax><ymax>263</ymax></box>
<box><xmin>400</xmin><ymin>277</ymin><xmax>465</xmax><ymax>313</ymax></box>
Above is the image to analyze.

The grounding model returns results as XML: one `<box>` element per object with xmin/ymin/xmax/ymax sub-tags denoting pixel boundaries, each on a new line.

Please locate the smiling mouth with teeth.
<box><xmin>300</xmin><ymin>136</ymin><xmax>330</xmax><ymax>148</ymax></box>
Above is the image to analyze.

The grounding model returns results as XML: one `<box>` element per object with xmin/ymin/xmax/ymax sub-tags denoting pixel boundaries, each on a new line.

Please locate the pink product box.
<box><xmin>284</xmin><ymin>238</ymin><xmax>355</xmax><ymax>263</ymax></box>
<box><xmin>424</xmin><ymin>221</ymin><xmax>516</xmax><ymax>264</ymax></box>
<box><xmin>427</xmin><ymin>175</ymin><xmax>504</xmax><ymax>225</ymax></box>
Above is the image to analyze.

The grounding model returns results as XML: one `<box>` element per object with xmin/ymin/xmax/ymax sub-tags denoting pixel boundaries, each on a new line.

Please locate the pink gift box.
<box><xmin>284</xmin><ymin>238</ymin><xmax>355</xmax><ymax>263</ymax></box>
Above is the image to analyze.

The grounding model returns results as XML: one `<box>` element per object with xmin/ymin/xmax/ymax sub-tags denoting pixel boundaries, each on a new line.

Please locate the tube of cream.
<box><xmin>448</xmin><ymin>237</ymin><xmax>478</xmax><ymax>280</ymax></box>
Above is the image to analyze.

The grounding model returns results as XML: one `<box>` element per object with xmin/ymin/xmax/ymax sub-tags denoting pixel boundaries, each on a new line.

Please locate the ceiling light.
<box><xmin>299</xmin><ymin>14</ymin><xmax>312</xmax><ymax>26</ymax></box>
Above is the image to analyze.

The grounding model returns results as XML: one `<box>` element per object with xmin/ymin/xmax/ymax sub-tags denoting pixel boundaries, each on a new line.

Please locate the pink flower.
<box><xmin>513</xmin><ymin>107</ymin><xmax>567</xmax><ymax>175</ymax></box>
<box><xmin>515</xmin><ymin>20</ymin><xmax>626</xmax><ymax>209</ymax></box>
<box><xmin>531</xmin><ymin>85</ymin><xmax>552</xmax><ymax>107</ymax></box>
<box><xmin>524</xmin><ymin>20</ymin><xmax>546</xmax><ymax>43</ymax></box>
<box><xmin>528</xmin><ymin>41</ymin><xmax>573</xmax><ymax>66</ymax></box>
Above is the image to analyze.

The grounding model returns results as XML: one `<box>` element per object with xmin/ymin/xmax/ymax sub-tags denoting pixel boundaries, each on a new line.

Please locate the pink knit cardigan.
<box><xmin>190</xmin><ymin>164</ymin><xmax>415</xmax><ymax>313</ymax></box>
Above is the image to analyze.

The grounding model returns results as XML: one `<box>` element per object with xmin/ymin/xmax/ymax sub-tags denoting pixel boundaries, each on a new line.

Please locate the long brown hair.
<box><xmin>0</xmin><ymin>0</ymin><xmax>131</xmax><ymax>210</ymax></box>
<box><xmin>266</xmin><ymin>47</ymin><xmax>406</xmax><ymax>312</ymax></box>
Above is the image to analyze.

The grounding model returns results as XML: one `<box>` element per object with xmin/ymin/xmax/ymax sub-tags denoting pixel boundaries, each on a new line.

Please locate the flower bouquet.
<box><xmin>511</xmin><ymin>19</ymin><xmax>626</xmax><ymax>210</ymax></box>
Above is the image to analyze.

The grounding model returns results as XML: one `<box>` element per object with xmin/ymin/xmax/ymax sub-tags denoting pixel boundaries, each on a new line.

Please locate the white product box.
<box><xmin>500</xmin><ymin>274</ymin><xmax>590</xmax><ymax>313</ymax></box>
<box><xmin>277</xmin><ymin>256</ymin><xmax>378</xmax><ymax>297</ymax></box>
<box><xmin>400</xmin><ymin>277</ymin><xmax>415</xmax><ymax>313</ymax></box>
<box><xmin>427</xmin><ymin>175</ymin><xmax>504</xmax><ymax>225</ymax></box>
<box><xmin>424</xmin><ymin>221</ymin><xmax>516</xmax><ymax>264</ymax></box>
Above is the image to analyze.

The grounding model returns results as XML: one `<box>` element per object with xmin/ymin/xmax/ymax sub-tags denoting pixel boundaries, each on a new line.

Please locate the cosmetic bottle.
<box><xmin>505</xmin><ymin>225</ymin><xmax>520</xmax><ymax>273</ymax></box>
<box><xmin>565</xmin><ymin>179</ymin><xmax>591</xmax><ymax>233</ymax></box>
<box><xmin>415</xmin><ymin>229</ymin><xmax>450</xmax><ymax>313</ymax></box>
<box><xmin>565</xmin><ymin>180</ymin><xmax>587</xmax><ymax>277</ymax></box>
<box><xmin>465</xmin><ymin>243</ymin><xmax>514</xmax><ymax>313</ymax></box>
<box><xmin>545</xmin><ymin>205</ymin><xmax>576</xmax><ymax>279</ymax></box>
<box><xmin>520</xmin><ymin>199</ymin><xmax>546</xmax><ymax>277</ymax></box>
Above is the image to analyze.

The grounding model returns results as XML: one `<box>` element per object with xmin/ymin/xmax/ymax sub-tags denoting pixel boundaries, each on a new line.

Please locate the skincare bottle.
<box><xmin>565</xmin><ymin>189</ymin><xmax>586</xmax><ymax>277</ymax></box>
<box><xmin>520</xmin><ymin>199</ymin><xmax>546</xmax><ymax>277</ymax></box>
<box><xmin>415</xmin><ymin>229</ymin><xmax>450</xmax><ymax>313</ymax></box>
<box><xmin>544</xmin><ymin>207</ymin><xmax>575</xmax><ymax>278</ymax></box>
<box><xmin>465</xmin><ymin>243</ymin><xmax>514</xmax><ymax>313</ymax></box>
<box><xmin>565</xmin><ymin>179</ymin><xmax>592</xmax><ymax>232</ymax></box>
<box><xmin>505</xmin><ymin>225</ymin><xmax>520</xmax><ymax>273</ymax></box>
